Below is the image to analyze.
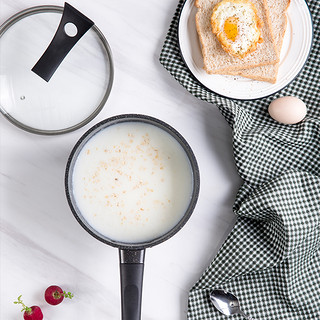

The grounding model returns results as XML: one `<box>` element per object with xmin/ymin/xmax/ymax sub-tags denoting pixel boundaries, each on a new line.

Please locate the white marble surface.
<box><xmin>0</xmin><ymin>0</ymin><xmax>242</xmax><ymax>319</ymax></box>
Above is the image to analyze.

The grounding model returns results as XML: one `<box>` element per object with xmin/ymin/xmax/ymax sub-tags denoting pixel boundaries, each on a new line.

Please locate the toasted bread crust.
<box><xmin>228</xmin><ymin>0</ymin><xmax>290</xmax><ymax>82</ymax></box>
<box><xmin>225</xmin><ymin>63</ymin><xmax>279</xmax><ymax>83</ymax></box>
<box><xmin>195</xmin><ymin>0</ymin><xmax>280</xmax><ymax>74</ymax></box>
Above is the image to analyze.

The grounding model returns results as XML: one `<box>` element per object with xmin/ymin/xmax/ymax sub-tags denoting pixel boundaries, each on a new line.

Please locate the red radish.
<box><xmin>14</xmin><ymin>295</ymin><xmax>43</xmax><ymax>320</ymax></box>
<box><xmin>44</xmin><ymin>285</ymin><xmax>74</xmax><ymax>305</ymax></box>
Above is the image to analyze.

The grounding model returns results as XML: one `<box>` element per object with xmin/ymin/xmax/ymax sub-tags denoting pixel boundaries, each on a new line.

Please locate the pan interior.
<box><xmin>66</xmin><ymin>116</ymin><xmax>199</xmax><ymax>249</ymax></box>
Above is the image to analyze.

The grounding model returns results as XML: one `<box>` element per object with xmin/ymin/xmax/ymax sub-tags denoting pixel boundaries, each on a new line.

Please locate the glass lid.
<box><xmin>0</xmin><ymin>4</ymin><xmax>114</xmax><ymax>135</ymax></box>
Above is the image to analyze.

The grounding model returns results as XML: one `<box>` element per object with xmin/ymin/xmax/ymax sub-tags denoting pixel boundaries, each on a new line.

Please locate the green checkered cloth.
<box><xmin>160</xmin><ymin>1</ymin><xmax>320</xmax><ymax>319</ymax></box>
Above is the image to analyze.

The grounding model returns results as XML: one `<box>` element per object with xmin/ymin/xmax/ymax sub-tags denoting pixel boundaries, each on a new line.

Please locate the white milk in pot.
<box><xmin>71</xmin><ymin>121</ymin><xmax>194</xmax><ymax>243</ymax></box>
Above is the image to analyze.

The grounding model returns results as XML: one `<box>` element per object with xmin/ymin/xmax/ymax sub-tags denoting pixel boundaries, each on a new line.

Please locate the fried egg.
<box><xmin>211</xmin><ymin>0</ymin><xmax>263</xmax><ymax>59</ymax></box>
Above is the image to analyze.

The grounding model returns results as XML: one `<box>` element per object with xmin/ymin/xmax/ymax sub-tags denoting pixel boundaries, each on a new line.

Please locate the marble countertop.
<box><xmin>0</xmin><ymin>0</ymin><xmax>242</xmax><ymax>319</ymax></box>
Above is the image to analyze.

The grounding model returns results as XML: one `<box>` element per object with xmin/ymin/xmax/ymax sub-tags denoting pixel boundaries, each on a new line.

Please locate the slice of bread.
<box><xmin>195</xmin><ymin>0</ymin><xmax>280</xmax><ymax>74</ymax></box>
<box><xmin>226</xmin><ymin>0</ymin><xmax>291</xmax><ymax>83</ymax></box>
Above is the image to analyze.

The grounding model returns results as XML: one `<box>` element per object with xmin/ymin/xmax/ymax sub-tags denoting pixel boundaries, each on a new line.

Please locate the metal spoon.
<box><xmin>210</xmin><ymin>289</ymin><xmax>256</xmax><ymax>320</ymax></box>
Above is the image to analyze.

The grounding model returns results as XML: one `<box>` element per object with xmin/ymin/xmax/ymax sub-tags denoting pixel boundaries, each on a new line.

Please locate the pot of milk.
<box><xmin>65</xmin><ymin>114</ymin><xmax>200</xmax><ymax>320</ymax></box>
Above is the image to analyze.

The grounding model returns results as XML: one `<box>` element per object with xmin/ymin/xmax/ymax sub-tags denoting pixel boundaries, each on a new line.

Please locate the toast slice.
<box><xmin>226</xmin><ymin>0</ymin><xmax>291</xmax><ymax>83</ymax></box>
<box><xmin>195</xmin><ymin>0</ymin><xmax>280</xmax><ymax>74</ymax></box>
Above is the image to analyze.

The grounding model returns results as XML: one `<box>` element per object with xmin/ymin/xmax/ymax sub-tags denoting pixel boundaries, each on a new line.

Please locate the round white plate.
<box><xmin>178</xmin><ymin>0</ymin><xmax>313</xmax><ymax>100</ymax></box>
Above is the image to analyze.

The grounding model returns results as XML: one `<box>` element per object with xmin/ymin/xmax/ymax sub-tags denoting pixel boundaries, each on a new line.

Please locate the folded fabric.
<box><xmin>189</xmin><ymin>171</ymin><xmax>320</xmax><ymax>319</ymax></box>
<box><xmin>160</xmin><ymin>0</ymin><xmax>320</xmax><ymax>319</ymax></box>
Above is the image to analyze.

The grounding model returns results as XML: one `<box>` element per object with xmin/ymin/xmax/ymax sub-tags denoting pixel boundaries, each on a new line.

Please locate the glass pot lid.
<box><xmin>0</xmin><ymin>3</ymin><xmax>114</xmax><ymax>135</ymax></box>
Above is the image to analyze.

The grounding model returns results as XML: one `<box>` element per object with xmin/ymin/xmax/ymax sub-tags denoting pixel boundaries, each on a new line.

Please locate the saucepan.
<box><xmin>65</xmin><ymin>114</ymin><xmax>200</xmax><ymax>320</ymax></box>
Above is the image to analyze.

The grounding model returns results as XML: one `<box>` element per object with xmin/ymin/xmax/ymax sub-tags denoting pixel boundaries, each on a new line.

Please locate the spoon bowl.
<box><xmin>210</xmin><ymin>289</ymin><xmax>256</xmax><ymax>320</ymax></box>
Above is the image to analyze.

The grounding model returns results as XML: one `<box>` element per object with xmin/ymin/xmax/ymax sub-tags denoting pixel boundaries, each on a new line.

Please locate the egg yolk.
<box><xmin>223</xmin><ymin>17</ymin><xmax>238</xmax><ymax>42</ymax></box>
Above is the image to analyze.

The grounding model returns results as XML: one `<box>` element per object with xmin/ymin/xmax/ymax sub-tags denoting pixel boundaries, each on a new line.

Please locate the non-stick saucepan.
<box><xmin>65</xmin><ymin>114</ymin><xmax>200</xmax><ymax>320</ymax></box>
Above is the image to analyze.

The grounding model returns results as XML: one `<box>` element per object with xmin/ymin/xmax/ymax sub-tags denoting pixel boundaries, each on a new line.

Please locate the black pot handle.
<box><xmin>32</xmin><ymin>2</ymin><xmax>94</xmax><ymax>82</ymax></box>
<box><xmin>119</xmin><ymin>249</ymin><xmax>145</xmax><ymax>320</ymax></box>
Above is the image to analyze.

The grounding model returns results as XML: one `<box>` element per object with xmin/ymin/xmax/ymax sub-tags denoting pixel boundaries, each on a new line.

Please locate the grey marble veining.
<box><xmin>0</xmin><ymin>1</ymin><xmax>242</xmax><ymax>319</ymax></box>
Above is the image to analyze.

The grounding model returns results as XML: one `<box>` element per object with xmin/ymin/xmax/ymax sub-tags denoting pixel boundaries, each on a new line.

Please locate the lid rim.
<box><xmin>0</xmin><ymin>5</ymin><xmax>64</xmax><ymax>36</ymax></box>
<box><xmin>0</xmin><ymin>5</ymin><xmax>114</xmax><ymax>135</ymax></box>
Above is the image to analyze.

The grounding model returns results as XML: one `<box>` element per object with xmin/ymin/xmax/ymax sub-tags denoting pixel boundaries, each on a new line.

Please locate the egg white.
<box><xmin>212</xmin><ymin>1</ymin><xmax>262</xmax><ymax>58</ymax></box>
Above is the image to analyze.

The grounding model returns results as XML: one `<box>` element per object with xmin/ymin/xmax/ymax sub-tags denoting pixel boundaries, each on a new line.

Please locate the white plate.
<box><xmin>178</xmin><ymin>0</ymin><xmax>313</xmax><ymax>100</ymax></box>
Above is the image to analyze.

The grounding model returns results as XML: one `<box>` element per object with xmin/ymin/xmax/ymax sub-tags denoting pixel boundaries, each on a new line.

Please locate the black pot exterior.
<box><xmin>65</xmin><ymin>114</ymin><xmax>200</xmax><ymax>250</ymax></box>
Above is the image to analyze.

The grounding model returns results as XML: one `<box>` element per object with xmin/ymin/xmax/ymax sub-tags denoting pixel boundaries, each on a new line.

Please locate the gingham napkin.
<box><xmin>160</xmin><ymin>1</ymin><xmax>320</xmax><ymax>319</ymax></box>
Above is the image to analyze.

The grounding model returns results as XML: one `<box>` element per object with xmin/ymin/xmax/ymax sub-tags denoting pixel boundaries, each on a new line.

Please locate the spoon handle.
<box><xmin>240</xmin><ymin>310</ymin><xmax>256</xmax><ymax>320</ymax></box>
